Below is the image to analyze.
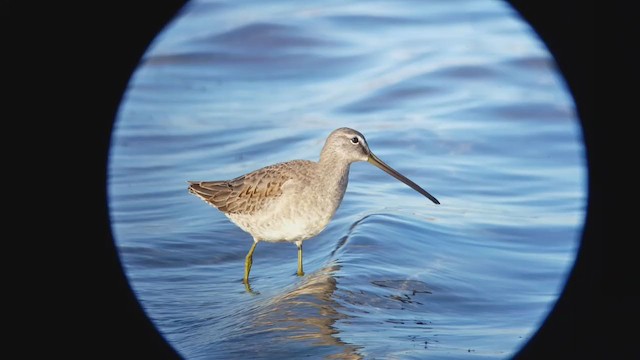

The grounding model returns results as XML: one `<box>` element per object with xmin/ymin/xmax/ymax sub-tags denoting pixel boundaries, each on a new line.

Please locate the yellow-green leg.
<box><xmin>296</xmin><ymin>241</ymin><xmax>304</xmax><ymax>276</ymax></box>
<box><xmin>244</xmin><ymin>241</ymin><xmax>258</xmax><ymax>284</ymax></box>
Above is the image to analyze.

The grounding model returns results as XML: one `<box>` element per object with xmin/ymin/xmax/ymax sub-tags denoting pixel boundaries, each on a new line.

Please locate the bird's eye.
<box><xmin>350</xmin><ymin>137</ymin><xmax>359</xmax><ymax>144</ymax></box>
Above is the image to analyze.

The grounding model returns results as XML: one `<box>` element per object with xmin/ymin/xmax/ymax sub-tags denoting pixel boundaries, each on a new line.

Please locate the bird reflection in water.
<box><xmin>247</xmin><ymin>262</ymin><xmax>363</xmax><ymax>359</ymax></box>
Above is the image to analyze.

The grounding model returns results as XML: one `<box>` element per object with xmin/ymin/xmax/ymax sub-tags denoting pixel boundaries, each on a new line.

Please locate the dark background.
<box><xmin>7</xmin><ymin>0</ymin><xmax>632</xmax><ymax>358</ymax></box>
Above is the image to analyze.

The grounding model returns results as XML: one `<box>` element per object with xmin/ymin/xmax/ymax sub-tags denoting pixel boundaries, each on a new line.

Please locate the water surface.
<box><xmin>108</xmin><ymin>0</ymin><xmax>586</xmax><ymax>358</ymax></box>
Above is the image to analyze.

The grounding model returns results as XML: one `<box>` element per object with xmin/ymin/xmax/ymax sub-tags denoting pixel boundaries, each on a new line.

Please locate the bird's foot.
<box><xmin>243</xmin><ymin>279</ymin><xmax>259</xmax><ymax>295</ymax></box>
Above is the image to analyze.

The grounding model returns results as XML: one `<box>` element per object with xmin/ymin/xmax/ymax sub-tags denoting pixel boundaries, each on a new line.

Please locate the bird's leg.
<box><xmin>244</xmin><ymin>241</ymin><xmax>258</xmax><ymax>284</ymax></box>
<box><xmin>296</xmin><ymin>241</ymin><xmax>304</xmax><ymax>276</ymax></box>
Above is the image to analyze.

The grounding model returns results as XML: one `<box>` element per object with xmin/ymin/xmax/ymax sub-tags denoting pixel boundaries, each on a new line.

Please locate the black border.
<box><xmin>505</xmin><ymin>1</ymin><xmax>600</xmax><ymax>359</ymax></box>
<box><xmin>21</xmin><ymin>0</ymin><xmax>623</xmax><ymax>358</ymax></box>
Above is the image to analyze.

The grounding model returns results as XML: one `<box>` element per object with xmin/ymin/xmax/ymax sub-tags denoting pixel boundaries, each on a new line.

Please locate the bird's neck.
<box><xmin>316</xmin><ymin>156</ymin><xmax>351</xmax><ymax>211</ymax></box>
<box><xmin>319</xmin><ymin>147</ymin><xmax>351</xmax><ymax>172</ymax></box>
<box><xmin>317</xmin><ymin>151</ymin><xmax>350</xmax><ymax>187</ymax></box>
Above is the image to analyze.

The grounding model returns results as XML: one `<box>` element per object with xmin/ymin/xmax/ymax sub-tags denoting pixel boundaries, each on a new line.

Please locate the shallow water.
<box><xmin>108</xmin><ymin>0</ymin><xmax>586</xmax><ymax>359</ymax></box>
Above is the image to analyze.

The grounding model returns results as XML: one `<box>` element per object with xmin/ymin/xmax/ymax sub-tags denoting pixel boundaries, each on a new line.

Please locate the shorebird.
<box><xmin>188</xmin><ymin>127</ymin><xmax>439</xmax><ymax>285</ymax></box>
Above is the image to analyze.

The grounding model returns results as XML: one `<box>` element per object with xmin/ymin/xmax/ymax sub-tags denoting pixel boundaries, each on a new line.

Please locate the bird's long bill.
<box><xmin>368</xmin><ymin>152</ymin><xmax>440</xmax><ymax>204</ymax></box>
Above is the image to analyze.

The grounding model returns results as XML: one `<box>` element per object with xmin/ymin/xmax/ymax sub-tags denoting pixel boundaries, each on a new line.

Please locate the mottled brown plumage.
<box><xmin>189</xmin><ymin>160</ymin><xmax>313</xmax><ymax>214</ymax></box>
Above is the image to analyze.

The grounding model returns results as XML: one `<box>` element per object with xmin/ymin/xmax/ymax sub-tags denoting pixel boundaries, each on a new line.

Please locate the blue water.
<box><xmin>108</xmin><ymin>0</ymin><xmax>586</xmax><ymax>359</ymax></box>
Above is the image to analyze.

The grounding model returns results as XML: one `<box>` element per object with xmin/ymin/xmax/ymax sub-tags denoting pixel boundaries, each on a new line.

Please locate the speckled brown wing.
<box><xmin>188</xmin><ymin>160</ymin><xmax>313</xmax><ymax>215</ymax></box>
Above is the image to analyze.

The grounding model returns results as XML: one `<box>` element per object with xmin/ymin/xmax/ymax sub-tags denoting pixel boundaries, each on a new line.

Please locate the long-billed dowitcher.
<box><xmin>188</xmin><ymin>127</ymin><xmax>439</xmax><ymax>285</ymax></box>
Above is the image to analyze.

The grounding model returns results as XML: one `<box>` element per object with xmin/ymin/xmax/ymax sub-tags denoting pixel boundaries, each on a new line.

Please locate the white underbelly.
<box><xmin>226</xmin><ymin>193</ymin><xmax>338</xmax><ymax>242</ymax></box>
<box><xmin>227</xmin><ymin>209</ymin><xmax>332</xmax><ymax>242</ymax></box>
